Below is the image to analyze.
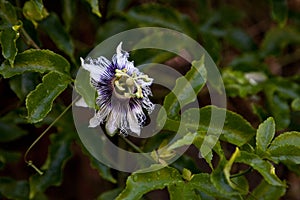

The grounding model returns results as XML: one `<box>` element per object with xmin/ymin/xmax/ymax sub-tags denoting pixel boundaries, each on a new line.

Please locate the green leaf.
<box><xmin>229</xmin><ymin>53</ymin><xmax>265</xmax><ymax>72</ymax></box>
<box><xmin>116</xmin><ymin>167</ymin><xmax>182</xmax><ymax>200</ymax></box>
<box><xmin>256</xmin><ymin>117</ymin><xmax>275</xmax><ymax>154</ymax></box>
<box><xmin>265</xmin><ymin>83</ymin><xmax>291</xmax><ymax>130</ymax></box>
<box><xmin>225</xmin><ymin>28</ymin><xmax>256</xmax><ymax>51</ymax></box>
<box><xmin>97</xmin><ymin>188</ymin><xmax>123</xmax><ymax>200</ymax></box>
<box><xmin>29</xmin><ymin>132</ymin><xmax>73</xmax><ymax>199</ymax></box>
<box><xmin>163</xmin><ymin>106</ymin><xmax>256</xmax><ymax>148</ymax></box>
<box><xmin>193</xmin><ymin>133</ymin><xmax>223</xmax><ymax>168</ymax></box>
<box><xmin>126</xmin><ymin>3</ymin><xmax>196</xmax><ymax>38</ymax></box>
<box><xmin>210</xmin><ymin>150</ymin><xmax>249</xmax><ymax>198</ymax></box>
<box><xmin>247</xmin><ymin>179</ymin><xmax>285</xmax><ymax>200</ymax></box>
<box><xmin>9</xmin><ymin>72</ymin><xmax>39</xmax><ymax>101</ymax></box>
<box><xmin>0</xmin><ymin>119</ymin><xmax>27</xmax><ymax>142</ymax></box>
<box><xmin>0</xmin><ymin>49</ymin><xmax>70</xmax><ymax>78</ymax></box>
<box><xmin>167</xmin><ymin>132</ymin><xmax>197</xmax><ymax>151</ymax></box>
<box><xmin>168</xmin><ymin>181</ymin><xmax>201</xmax><ymax>200</ymax></box>
<box><xmin>169</xmin><ymin>173</ymin><xmax>242</xmax><ymax>199</ymax></box>
<box><xmin>0</xmin><ymin>108</ymin><xmax>28</xmax><ymax>124</ymax></box>
<box><xmin>84</xmin><ymin>0</ymin><xmax>102</xmax><ymax>17</ymax></box>
<box><xmin>74</xmin><ymin>68</ymin><xmax>97</xmax><ymax>108</ymax></box>
<box><xmin>190</xmin><ymin>173</ymin><xmax>238</xmax><ymax>199</ymax></box>
<box><xmin>0</xmin><ymin>26</ymin><xmax>19</xmax><ymax>66</ymax></box>
<box><xmin>107</xmin><ymin>0</ymin><xmax>131</xmax><ymax>17</ymax></box>
<box><xmin>30</xmin><ymin>0</ymin><xmax>44</xmax><ymax>14</ymax></box>
<box><xmin>62</xmin><ymin>0</ymin><xmax>76</xmax><ymax>31</ymax></box>
<box><xmin>291</xmin><ymin>98</ymin><xmax>300</xmax><ymax>111</ymax></box>
<box><xmin>235</xmin><ymin>151</ymin><xmax>285</xmax><ymax>186</ymax></box>
<box><xmin>39</xmin><ymin>13</ymin><xmax>74</xmax><ymax>59</ymax></box>
<box><xmin>96</xmin><ymin>19</ymin><xmax>134</xmax><ymax>42</ymax></box>
<box><xmin>0</xmin><ymin>177</ymin><xmax>29</xmax><ymax>200</ymax></box>
<box><xmin>0</xmin><ymin>150</ymin><xmax>21</xmax><ymax>169</ymax></box>
<box><xmin>185</xmin><ymin>106</ymin><xmax>256</xmax><ymax>147</ymax></box>
<box><xmin>90</xmin><ymin>156</ymin><xmax>117</xmax><ymax>184</ymax></box>
<box><xmin>23</xmin><ymin>0</ymin><xmax>48</xmax><ymax>27</ymax></box>
<box><xmin>263</xmin><ymin>78</ymin><xmax>300</xmax><ymax>130</ymax></box>
<box><xmin>162</xmin><ymin>56</ymin><xmax>207</xmax><ymax>120</ymax></box>
<box><xmin>211</xmin><ymin>159</ymin><xmax>242</xmax><ymax>196</ymax></box>
<box><xmin>269</xmin><ymin>94</ymin><xmax>290</xmax><ymax>130</ymax></box>
<box><xmin>26</xmin><ymin>71</ymin><xmax>71</xmax><ymax>123</ymax></box>
<box><xmin>272</xmin><ymin>78</ymin><xmax>300</xmax><ymax>99</ymax></box>
<box><xmin>0</xmin><ymin>0</ymin><xmax>18</xmax><ymax>25</ymax></box>
<box><xmin>171</xmin><ymin>155</ymin><xmax>201</xmax><ymax>175</ymax></box>
<box><xmin>270</xmin><ymin>0</ymin><xmax>288</xmax><ymax>27</ymax></box>
<box><xmin>261</xmin><ymin>27</ymin><xmax>300</xmax><ymax>56</ymax></box>
<box><xmin>222</xmin><ymin>69</ymin><xmax>265</xmax><ymax>97</ymax></box>
<box><xmin>131</xmin><ymin>48</ymin><xmax>174</xmax><ymax>67</ymax></box>
<box><xmin>267</xmin><ymin>131</ymin><xmax>300</xmax><ymax>164</ymax></box>
<box><xmin>200</xmin><ymin>33</ymin><xmax>221</xmax><ymax>62</ymax></box>
<box><xmin>251</xmin><ymin>103</ymin><xmax>268</xmax><ymax>122</ymax></box>
<box><xmin>224</xmin><ymin>148</ymin><xmax>248</xmax><ymax>194</ymax></box>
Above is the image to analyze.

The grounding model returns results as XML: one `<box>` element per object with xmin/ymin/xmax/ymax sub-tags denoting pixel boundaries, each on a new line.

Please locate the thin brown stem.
<box><xmin>20</xmin><ymin>27</ymin><xmax>40</xmax><ymax>49</ymax></box>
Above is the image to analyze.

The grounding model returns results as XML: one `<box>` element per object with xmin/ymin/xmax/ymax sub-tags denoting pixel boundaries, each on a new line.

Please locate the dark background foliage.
<box><xmin>0</xmin><ymin>0</ymin><xmax>300</xmax><ymax>199</ymax></box>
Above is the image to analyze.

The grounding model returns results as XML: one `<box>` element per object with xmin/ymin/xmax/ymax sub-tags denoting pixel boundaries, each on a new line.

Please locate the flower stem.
<box><xmin>120</xmin><ymin>136</ymin><xmax>154</xmax><ymax>161</ymax></box>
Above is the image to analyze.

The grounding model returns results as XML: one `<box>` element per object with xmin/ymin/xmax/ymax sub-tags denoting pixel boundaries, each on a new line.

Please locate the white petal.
<box><xmin>125</xmin><ymin>61</ymin><xmax>138</xmax><ymax>74</ymax></box>
<box><xmin>116</xmin><ymin>42</ymin><xmax>123</xmax><ymax>55</ymax></box>
<box><xmin>127</xmin><ymin>110</ymin><xmax>141</xmax><ymax>136</ymax></box>
<box><xmin>75</xmin><ymin>97</ymin><xmax>89</xmax><ymax>107</ymax></box>
<box><xmin>105</xmin><ymin>113</ymin><xmax>118</xmax><ymax>136</ymax></box>
<box><xmin>89</xmin><ymin>112</ymin><xmax>101</xmax><ymax>127</ymax></box>
<box><xmin>115</xmin><ymin>42</ymin><xmax>130</xmax><ymax>69</ymax></box>
<box><xmin>80</xmin><ymin>57</ymin><xmax>110</xmax><ymax>81</ymax></box>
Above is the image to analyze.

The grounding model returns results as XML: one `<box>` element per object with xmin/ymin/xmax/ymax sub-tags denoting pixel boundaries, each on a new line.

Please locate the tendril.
<box><xmin>24</xmin><ymin>96</ymin><xmax>79</xmax><ymax>175</ymax></box>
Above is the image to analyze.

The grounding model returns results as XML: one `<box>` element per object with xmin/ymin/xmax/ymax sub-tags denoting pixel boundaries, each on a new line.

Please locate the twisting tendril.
<box><xmin>23</xmin><ymin>96</ymin><xmax>79</xmax><ymax>175</ymax></box>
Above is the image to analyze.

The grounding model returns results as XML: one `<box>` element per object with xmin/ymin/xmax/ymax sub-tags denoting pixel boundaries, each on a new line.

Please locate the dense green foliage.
<box><xmin>0</xmin><ymin>0</ymin><xmax>299</xmax><ymax>199</ymax></box>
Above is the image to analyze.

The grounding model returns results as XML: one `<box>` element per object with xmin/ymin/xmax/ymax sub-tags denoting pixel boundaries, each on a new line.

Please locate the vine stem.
<box><xmin>20</xmin><ymin>27</ymin><xmax>41</xmax><ymax>49</ymax></box>
<box><xmin>120</xmin><ymin>136</ymin><xmax>144</xmax><ymax>154</ymax></box>
<box><xmin>230</xmin><ymin>167</ymin><xmax>258</xmax><ymax>200</ymax></box>
<box><xmin>24</xmin><ymin>94</ymin><xmax>154</xmax><ymax>174</ymax></box>
<box><xmin>230</xmin><ymin>167</ymin><xmax>252</xmax><ymax>178</ymax></box>
<box><xmin>24</xmin><ymin>96</ymin><xmax>78</xmax><ymax>175</ymax></box>
<box><xmin>120</xmin><ymin>135</ymin><xmax>154</xmax><ymax>161</ymax></box>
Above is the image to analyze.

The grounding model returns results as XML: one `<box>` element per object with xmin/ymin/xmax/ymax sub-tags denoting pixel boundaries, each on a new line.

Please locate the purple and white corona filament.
<box><xmin>78</xmin><ymin>42</ymin><xmax>154</xmax><ymax>136</ymax></box>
